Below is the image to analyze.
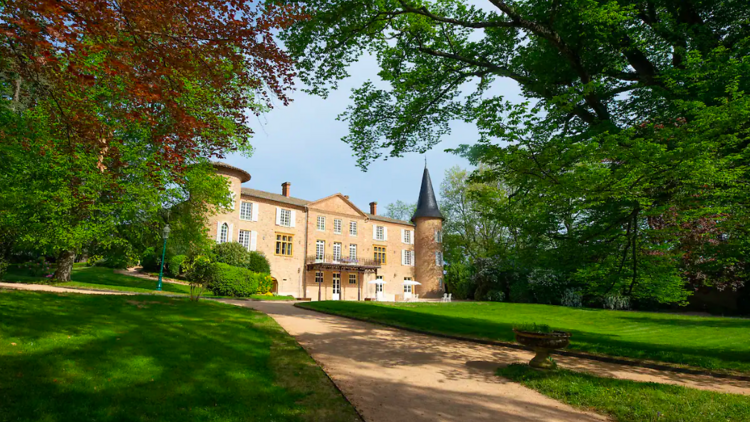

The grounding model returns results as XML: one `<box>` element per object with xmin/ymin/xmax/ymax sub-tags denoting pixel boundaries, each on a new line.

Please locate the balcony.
<box><xmin>305</xmin><ymin>254</ymin><xmax>381</xmax><ymax>272</ymax></box>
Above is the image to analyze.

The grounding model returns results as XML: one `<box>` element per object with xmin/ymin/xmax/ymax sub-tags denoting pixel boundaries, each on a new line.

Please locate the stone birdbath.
<box><xmin>513</xmin><ymin>327</ymin><xmax>571</xmax><ymax>369</ymax></box>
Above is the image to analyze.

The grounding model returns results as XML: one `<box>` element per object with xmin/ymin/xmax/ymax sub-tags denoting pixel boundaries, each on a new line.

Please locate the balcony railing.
<box><xmin>306</xmin><ymin>254</ymin><xmax>381</xmax><ymax>268</ymax></box>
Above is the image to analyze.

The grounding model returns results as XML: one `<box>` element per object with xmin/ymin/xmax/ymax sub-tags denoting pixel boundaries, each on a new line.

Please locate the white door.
<box><xmin>375</xmin><ymin>276</ymin><xmax>384</xmax><ymax>301</ymax></box>
<box><xmin>403</xmin><ymin>284</ymin><xmax>412</xmax><ymax>301</ymax></box>
<box><xmin>332</xmin><ymin>273</ymin><xmax>341</xmax><ymax>300</ymax></box>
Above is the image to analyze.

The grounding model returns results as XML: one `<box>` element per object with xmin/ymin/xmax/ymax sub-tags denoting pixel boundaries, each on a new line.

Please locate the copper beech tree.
<box><xmin>0</xmin><ymin>0</ymin><xmax>306</xmax><ymax>280</ymax></box>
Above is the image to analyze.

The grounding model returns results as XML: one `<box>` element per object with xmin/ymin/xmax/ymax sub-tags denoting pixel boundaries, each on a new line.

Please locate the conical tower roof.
<box><xmin>411</xmin><ymin>166</ymin><xmax>444</xmax><ymax>222</ymax></box>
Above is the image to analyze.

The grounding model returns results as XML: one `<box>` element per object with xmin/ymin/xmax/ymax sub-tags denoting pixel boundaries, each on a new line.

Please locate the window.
<box><xmin>350</xmin><ymin>221</ymin><xmax>358</xmax><ymax>236</ymax></box>
<box><xmin>333</xmin><ymin>242</ymin><xmax>342</xmax><ymax>261</ymax></box>
<box><xmin>439</xmin><ymin>278</ymin><xmax>444</xmax><ymax>290</ymax></box>
<box><xmin>238</xmin><ymin>230</ymin><xmax>251</xmax><ymax>250</ymax></box>
<box><xmin>240</xmin><ymin>202</ymin><xmax>253</xmax><ymax>221</ymax></box>
<box><xmin>332</xmin><ymin>273</ymin><xmax>341</xmax><ymax>295</ymax></box>
<box><xmin>435</xmin><ymin>251</ymin><xmax>443</xmax><ymax>266</ymax></box>
<box><xmin>403</xmin><ymin>229</ymin><xmax>412</xmax><ymax>244</ymax></box>
<box><xmin>376</xmin><ymin>276</ymin><xmax>384</xmax><ymax>293</ymax></box>
<box><xmin>279</xmin><ymin>209</ymin><xmax>292</xmax><ymax>227</ymax></box>
<box><xmin>349</xmin><ymin>274</ymin><xmax>357</xmax><ymax>285</ymax></box>
<box><xmin>219</xmin><ymin>223</ymin><xmax>229</xmax><ymax>243</ymax></box>
<box><xmin>404</xmin><ymin>277</ymin><xmax>413</xmax><ymax>294</ymax></box>
<box><xmin>315</xmin><ymin>240</ymin><xmax>325</xmax><ymax>260</ymax></box>
<box><xmin>375</xmin><ymin>225</ymin><xmax>385</xmax><ymax>241</ymax></box>
<box><xmin>317</xmin><ymin>216</ymin><xmax>326</xmax><ymax>231</ymax></box>
<box><xmin>402</xmin><ymin>250</ymin><xmax>414</xmax><ymax>266</ymax></box>
<box><xmin>349</xmin><ymin>244</ymin><xmax>357</xmax><ymax>261</ymax></box>
<box><xmin>275</xmin><ymin>233</ymin><xmax>293</xmax><ymax>256</ymax></box>
<box><xmin>315</xmin><ymin>272</ymin><xmax>323</xmax><ymax>283</ymax></box>
<box><xmin>374</xmin><ymin>246</ymin><xmax>387</xmax><ymax>265</ymax></box>
<box><xmin>435</xmin><ymin>230</ymin><xmax>443</xmax><ymax>243</ymax></box>
<box><xmin>334</xmin><ymin>219</ymin><xmax>342</xmax><ymax>234</ymax></box>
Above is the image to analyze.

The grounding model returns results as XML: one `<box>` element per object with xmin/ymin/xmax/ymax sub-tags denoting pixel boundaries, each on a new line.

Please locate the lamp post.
<box><xmin>156</xmin><ymin>224</ymin><xmax>171</xmax><ymax>291</ymax></box>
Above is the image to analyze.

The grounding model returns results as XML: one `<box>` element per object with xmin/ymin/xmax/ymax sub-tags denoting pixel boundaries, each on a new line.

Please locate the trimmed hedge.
<box><xmin>247</xmin><ymin>251</ymin><xmax>271</xmax><ymax>274</ymax></box>
<box><xmin>211</xmin><ymin>242</ymin><xmax>271</xmax><ymax>274</ymax></box>
<box><xmin>209</xmin><ymin>263</ymin><xmax>273</xmax><ymax>298</ymax></box>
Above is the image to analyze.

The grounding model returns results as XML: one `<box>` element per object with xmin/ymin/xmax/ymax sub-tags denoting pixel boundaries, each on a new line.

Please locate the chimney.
<box><xmin>369</xmin><ymin>201</ymin><xmax>377</xmax><ymax>215</ymax></box>
<box><xmin>281</xmin><ymin>182</ymin><xmax>291</xmax><ymax>198</ymax></box>
<box><xmin>344</xmin><ymin>195</ymin><xmax>350</xmax><ymax>200</ymax></box>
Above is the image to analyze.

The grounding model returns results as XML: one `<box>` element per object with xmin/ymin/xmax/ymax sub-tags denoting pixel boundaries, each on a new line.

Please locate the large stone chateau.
<box><xmin>208</xmin><ymin>162</ymin><xmax>444</xmax><ymax>301</ymax></box>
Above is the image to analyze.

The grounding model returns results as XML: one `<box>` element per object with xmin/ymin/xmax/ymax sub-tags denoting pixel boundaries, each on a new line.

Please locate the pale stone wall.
<box><xmin>414</xmin><ymin>217</ymin><xmax>444</xmax><ymax>298</ymax></box>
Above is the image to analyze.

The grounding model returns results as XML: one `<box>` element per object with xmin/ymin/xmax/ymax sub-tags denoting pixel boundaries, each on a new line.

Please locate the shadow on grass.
<box><xmin>0</xmin><ymin>291</ymin><xmax>358</xmax><ymax>422</ymax></box>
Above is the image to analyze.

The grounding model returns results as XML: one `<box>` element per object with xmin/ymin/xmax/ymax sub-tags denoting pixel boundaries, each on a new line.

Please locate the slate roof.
<box><xmin>212</xmin><ymin>161</ymin><xmax>251</xmax><ymax>183</ymax></box>
<box><xmin>365</xmin><ymin>214</ymin><xmax>414</xmax><ymax>227</ymax></box>
<box><xmin>411</xmin><ymin>167</ymin><xmax>444</xmax><ymax>222</ymax></box>
<box><xmin>240</xmin><ymin>188</ymin><xmax>311</xmax><ymax>207</ymax></box>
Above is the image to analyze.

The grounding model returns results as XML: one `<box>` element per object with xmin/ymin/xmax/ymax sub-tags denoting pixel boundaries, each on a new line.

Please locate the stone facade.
<box><xmin>207</xmin><ymin>162</ymin><xmax>444</xmax><ymax>300</ymax></box>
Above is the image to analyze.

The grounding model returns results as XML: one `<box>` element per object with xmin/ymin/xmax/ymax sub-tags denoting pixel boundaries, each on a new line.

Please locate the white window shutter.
<box><xmin>373</xmin><ymin>225</ymin><xmax>377</xmax><ymax>240</ymax></box>
<box><xmin>411</xmin><ymin>230</ymin><xmax>415</xmax><ymax>244</ymax></box>
<box><xmin>290</xmin><ymin>210</ymin><xmax>296</xmax><ymax>227</ymax></box>
<box><xmin>383</xmin><ymin>227</ymin><xmax>388</xmax><ymax>241</ymax></box>
<box><xmin>216</xmin><ymin>221</ymin><xmax>222</xmax><ymax>242</ymax></box>
<box><xmin>228</xmin><ymin>224</ymin><xmax>234</xmax><ymax>242</ymax></box>
<box><xmin>275</xmin><ymin>207</ymin><xmax>281</xmax><ymax>226</ymax></box>
<box><xmin>401</xmin><ymin>250</ymin><xmax>406</xmax><ymax>266</ymax></box>
<box><xmin>250</xmin><ymin>231</ymin><xmax>258</xmax><ymax>251</ymax></box>
<box><xmin>401</xmin><ymin>228</ymin><xmax>405</xmax><ymax>243</ymax></box>
<box><xmin>435</xmin><ymin>252</ymin><xmax>440</xmax><ymax>266</ymax></box>
<box><xmin>411</xmin><ymin>251</ymin><xmax>416</xmax><ymax>266</ymax></box>
<box><xmin>252</xmin><ymin>203</ymin><xmax>259</xmax><ymax>222</ymax></box>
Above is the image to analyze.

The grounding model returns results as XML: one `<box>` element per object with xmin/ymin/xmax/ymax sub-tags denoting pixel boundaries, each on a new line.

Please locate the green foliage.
<box><xmin>209</xmin><ymin>263</ymin><xmax>267</xmax><ymax>298</ymax></box>
<box><xmin>185</xmin><ymin>255</ymin><xmax>217</xmax><ymax>301</ymax></box>
<box><xmin>512</xmin><ymin>323</ymin><xmax>555</xmax><ymax>334</ymax></box>
<box><xmin>140</xmin><ymin>248</ymin><xmax>160</xmax><ymax>272</ymax></box>
<box><xmin>383</xmin><ymin>201</ymin><xmax>416</xmax><ymax>221</ymax></box>
<box><xmin>86</xmin><ymin>255</ymin><xmax>103</xmax><ymax>267</ymax></box>
<box><xmin>247</xmin><ymin>251</ymin><xmax>271</xmax><ymax>274</ymax></box>
<box><xmin>499</xmin><ymin>364</ymin><xmax>750</xmax><ymax>422</ymax></box>
<box><xmin>444</xmin><ymin>262</ymin><xmax>474</xmax><ymax>299</ymax></box>
<box><xmin>280</xmin><ymin>0</ymin><xmax>750</xmax><ymax>304</ymax></box>
<box><xmin>100</xmin><ymin>243</ymin><xmax>139</xmax><ymax>269</ymax></box>
<box><xmin>212</xmin><ymin>242</ymin><xmax>253</xmax><ymax>268</ymax></box>
<box><xmin>0</xmin><ymin>259</ymin><xmax>7</xmax><ymax>279</ymax></box>
<box><xmin>168</xmin><ymin>255</ymin><xmax>188</xmax><ymax>278</ymax></box>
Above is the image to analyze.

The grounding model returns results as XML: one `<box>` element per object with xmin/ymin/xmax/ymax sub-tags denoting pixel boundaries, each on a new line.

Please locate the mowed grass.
<box><xmin>0</xmin><ymin>290</ymin><xmax>360</xmax><ymax>422</ymax></box>
<box><xmin>2</xmin><ymin>266</ymin><xmax>296</xmax><ymax>300</ymax></box>
<box><xmin>299</xmin><ymin>301</ymin><xmax>750</xmax><ymax>373</ymax></box>
<box><xmin>498</xmin><ymin>364</ymin><xmax>750</xmax><ymax>422</ymax></box>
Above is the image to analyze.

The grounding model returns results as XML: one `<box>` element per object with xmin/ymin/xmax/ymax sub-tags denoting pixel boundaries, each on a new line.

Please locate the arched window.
<box><xmin>219</xmin><ymin>223</ymin><xmax>229</xmax><ymax>243</ymax></box>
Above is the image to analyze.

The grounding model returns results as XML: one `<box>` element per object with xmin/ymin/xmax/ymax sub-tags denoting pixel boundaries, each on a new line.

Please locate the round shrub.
<box><xmin>168</xmin><ymin>255</ymin><xmax>188</xmax><ymax>277</ymax></box>
<box><xmin>256</xmin><ymin>273</ymin><xmax>275</xmax><ymax>294</ymax></box>
<box><xmin>209</xmin><ymin>263</ymin><xmax>266</xmax><ymax>297</ymax></box>
<box><xmin>484</xmin><ymin>289</ymin><xmax>505</xmax><ymax>302</ymax></box>
<box><xmin>140</xmin><ymin>247</ymin><xmax>160</xmax><ymax>272</ymax></box>
<box><xmin>212</xmin><ymin>242</ymin><xmax>252</xmax><ymax>268</ymax></box>
<box><xmin>86</xmin><ymin>255</ymin><xmax>103</xmax><ymax>267</ymax></box>
<box><xmin>186</xmin><ymin>256</ymin><xmax>218</xmax><ymax>287</ymax></box>
<box><xmin>247</xmin><ymin>251</ymin><xmax>271</xmax><ymax>274</ymax></box>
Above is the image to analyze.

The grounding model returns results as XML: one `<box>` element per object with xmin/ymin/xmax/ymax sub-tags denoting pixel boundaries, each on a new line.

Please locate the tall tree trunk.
<box><xmin>53</xmin><ymin>250</ymin><xmax>76</xmax><ymax>282</ymax></box>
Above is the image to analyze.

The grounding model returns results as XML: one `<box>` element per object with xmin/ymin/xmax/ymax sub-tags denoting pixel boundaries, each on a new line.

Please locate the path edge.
<box><xmin>294</xmin><ymin>303</ymin><xmax>750</xmax><ymax>383</ymax></box>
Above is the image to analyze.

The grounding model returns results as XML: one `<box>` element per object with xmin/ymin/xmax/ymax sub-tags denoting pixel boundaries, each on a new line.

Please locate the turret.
<box><xmin>412</xmin><ymin>166</ymin><xmax>444</xmax><ymax>298</ymax></box>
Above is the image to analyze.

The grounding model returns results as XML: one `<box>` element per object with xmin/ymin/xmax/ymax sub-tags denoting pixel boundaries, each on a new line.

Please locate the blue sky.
<box><xmin>223</xmin><ymin>2</ymin><xmax>521</xmax><ymax>212</ymax></box>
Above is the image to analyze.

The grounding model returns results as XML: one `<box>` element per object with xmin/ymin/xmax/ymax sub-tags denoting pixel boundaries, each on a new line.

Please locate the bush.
<box><xmin>168</xmin><ymin>255</ymin><xmax>188</xmax><ymax>277</ymax></box>
<box><xmin>561</xmin><ymin>289</ymin><xmax>583</xmax><ymax>307</ymax></box>
<box><xmin>209</xmin><ymin>263</ymin><xmax>267</xmax><ymax>297</ymax></box>
<box><xmin>256</xmin><ymin>273</ymin><xmax>275</xmax><ymax>294</ymax></box>
<box><xmin>527</xmin><ymin>268</ymin><xmax>567</xmax><ymax>305</ymax></box>
<box><xmin>185</xmin><ymin>255</ymin><xmax>217</xmax><ymax>301</ymax></box>
<box><xmin>0</xmin><ymin>259</ymin><xmax>8</xmax><ymax>279</ymax></box>
<box><xmin>22</xmin><ymin>258</ymin><xmax>53</xmax><ymax>278</ymax></box>
<box><xmin>247</xmin><ymin>251</ymin><xmax>271</xmax><ymax>274</ymax></box>
<box><xmin>509</xmin><ymin>279</ymin><xmax>533</xmax><ymax>303</ymax></box>
<box><xmin>603</xmin><ymin>294</ymin><xmax>631</xmax><ymax>310</ymax></box>
<box><xmin>86</xmin><ymin>255</ymin><xmax>103</xmax><ymax>267</ymax></box>
<box><xmin>101</xmin><ymin>248</ymin><xmax>138</xmax><ymax>269</ymax></box>
<box><xmin>212</xmin><ymin>242</ymin><xmax>252</xmax><ymax>268</ymax></box>
<box><xmin>445</xmin><ymin>262</ymin><xmax>475</xmax><ymax>299</ymax></box>
<box><xmin>140</xmin><ymin>247</ymin><xmax>160</xmax><ymax>272</ymax></box>
<box><xmin>484</xmin><ymin>289</ymin><xmax>505</xmax><ymax>302</ymax></box>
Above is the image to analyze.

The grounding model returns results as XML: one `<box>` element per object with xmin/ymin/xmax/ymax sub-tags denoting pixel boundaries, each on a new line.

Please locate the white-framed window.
<box><xmin>350</xmin><ymin>221</ymin><xmax>358</xmax><ymax>236</ymax></box>
<box><xmin>349</xmin><ymin>244</ymin><xmax>357</xmax><ymax>260</ymax></box>
<box><xmin>332</xmin><ymin>273</ymin><xmax>341</xmax><ymax>295</ymax></box>
<box><xmin>315</xmin><ymin>271</ymin><xmax>323</xmax><ymax>283</ymax></box>
<box><xmin>333</xmin><ymin>242</ymin><xmax>342</xmax><ymax>261</ymax></box>
<box><xmin>435</xmin><ymin>230</ymin><xmax>443</xmax><ymax>243</ymax></box>
<box><xmin>334</xmin><ymin>219</ymin><xmax>342</xmax><ymax>234</ymax></box>
<box><xmin>316</xmin><ymin>240</ymin><xmax>325</xmax><ymax>260</ymax></box>
<box><xmin>238</xmin><ymin>230</ymin><xmax>251</xmax><ymax>250</ymax></box>
<box><xmin>317</xmin><ymin>216</ymin><xmax>326</xmax><ymax>231</ymax></box>
<box><xmin>402</xmin><ymin>229</ymin><xmax>412</xmax><ymax>244</ymax></box>
<box><xmin>402</xmin><ymin>250</ymin><xmax>415</xmax><ymax>266</ymax></box>
<box><xmin>240</xmin><ymin>202</ymin><xmax>253</xmax><ymax>221</ymax></box>
<box><xmin>404</xmin><ymin>278</ymin><xmax>413</xmax><ymax>294</ymax></box>
<box><xmin>349</xmin><ymin>274</ymin><xmax>357</xmax><ymax>285</ymax></box>
<box><xmin>376</xmin><ymin>276</ymin><xmax>384</xmax><ymax>293</ymax></box>
<box><xmin>436</xmin><ymin>251</ymin><xmax>443</xmax><ymax>266</ymax></box>
<box><xmin>278</xmin><ymin>208</ymin><xmax>292</xmax><ymax>227</ymax></box>
<box><xmin>375</xmin><ymin>225</ymin><xmax>385</xmax><ymax>241</ymax></box>
<box><xmin>219</xmin><ymin>223</ymin><xmax>229</xmax><ymax>243</ymax></box>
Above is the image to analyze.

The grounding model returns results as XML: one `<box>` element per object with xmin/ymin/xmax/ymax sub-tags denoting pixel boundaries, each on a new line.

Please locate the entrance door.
<box><xmin>403</xmin><ymin>278</ymin><xmax>413</xmax><ymax>300</ymax></box>
<box><xmin>332</xmin><ymin>273</ymin><xmax>341</xmax><ymax>300</ymax></box>
<box><xmin>375</xmin><ymin>276</ymin><xmax>384</xmax><ymax>301</ymax></box>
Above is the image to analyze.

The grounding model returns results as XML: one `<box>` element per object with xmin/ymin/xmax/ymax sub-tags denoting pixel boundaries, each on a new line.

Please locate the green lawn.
<box><xmin>298</xmin><ymin>301</ymin><xmax>750</xmax><ymax>373</ymax></box>
<box><xmin>498</xmin><ymin>364</ymin><xmax>750</xmax><ymax>422</ymax></box>
<box><xmin>2</xmin><ymin>266</ymin><xmax>296</xmax><ymax>300</ymax></box>
<box><xmin>0</xmin><ymin>290</ymin><xmax>360</xmax><ymax>422</ymax></box>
